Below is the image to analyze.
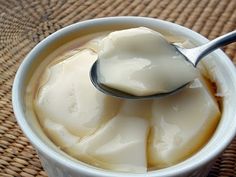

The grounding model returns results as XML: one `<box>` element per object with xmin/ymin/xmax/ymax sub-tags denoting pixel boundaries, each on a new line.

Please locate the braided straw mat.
<box><xmin>0</xmin><ymin>0</ymin><xmax>236</xmax><ymax>176</ymax></box>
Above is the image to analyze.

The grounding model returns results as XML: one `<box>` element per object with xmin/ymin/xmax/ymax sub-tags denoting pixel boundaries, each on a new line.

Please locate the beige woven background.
<box><xmin>0</xmin><ymin>0</ymin><xmax>236</xmax><ymax>176</ymax></box>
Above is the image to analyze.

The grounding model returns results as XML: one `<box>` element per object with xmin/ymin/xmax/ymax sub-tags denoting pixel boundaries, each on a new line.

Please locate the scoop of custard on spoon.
<box><xmin>90</xmin><ymin>28</ymin><xmax>236</xmax><ymax>99</ymax></box>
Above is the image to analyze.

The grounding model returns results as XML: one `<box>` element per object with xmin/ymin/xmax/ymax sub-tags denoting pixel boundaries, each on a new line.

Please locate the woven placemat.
<box><xmin>0</xmin><ymin>0</ymin><xmax>236</xmax><ymax>176</ymax></box>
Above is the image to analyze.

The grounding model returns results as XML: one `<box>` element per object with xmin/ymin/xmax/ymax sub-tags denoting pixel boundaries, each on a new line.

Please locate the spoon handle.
<box><xmin>183</xmin><ymin>30</ymin><xmax>236</xmax><ymax>66</ymax></box>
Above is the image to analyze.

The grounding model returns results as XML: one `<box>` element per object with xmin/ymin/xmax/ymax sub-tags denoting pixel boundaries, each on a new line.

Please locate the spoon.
<box><xmin>90</xmin><ymin>30</ymin><xmax>236</xmax><ymax>99</ymax></box>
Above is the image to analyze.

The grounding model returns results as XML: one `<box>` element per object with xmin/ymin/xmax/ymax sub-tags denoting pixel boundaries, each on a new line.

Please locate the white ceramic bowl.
<box><xmin>12</xmin><ymin>17</ymin><xmax>236</xmax><ymax>177</ymax></box>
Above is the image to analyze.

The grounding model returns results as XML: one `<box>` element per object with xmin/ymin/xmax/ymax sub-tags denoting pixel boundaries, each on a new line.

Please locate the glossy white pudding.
<box><xmin>32</xmin><ymin>29</ymin><xmax>220</xmax><ymax>173</ymax></box>
<box><xmin>98</xmin><ymin>27</ymin><xmax>198</xmax><ymax>96</ymax></box>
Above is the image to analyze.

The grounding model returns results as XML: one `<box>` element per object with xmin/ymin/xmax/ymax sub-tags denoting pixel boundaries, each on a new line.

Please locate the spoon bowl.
<box><xmin>90</xmin><ymin>60</ymin><xmax>189</xmax><ymax>99</ymax></box>
<box><xmin>90</xmin><ymin>30</ymin><xmax>236</xmax><ymax>99</ymax></box>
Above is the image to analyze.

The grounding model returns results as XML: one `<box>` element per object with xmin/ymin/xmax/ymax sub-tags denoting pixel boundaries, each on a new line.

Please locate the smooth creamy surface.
<box><xmin>149</xmin><ymin>78</ymin><xmax>220</xmax><ymax>168</ymax></box>
<box><xmin>32</xmin><ymin>28</ymin><xmax>221</xmax><ymax>173</ymax></box>
<box><xmin>35</xmin><ymin>49</ymin><xmax>121</xmax><ymax>137</ymax></box>
<box><xmin>98</xmin><ymin>27</ymin><xmax>199</xmax><ymax>96</ymax></box>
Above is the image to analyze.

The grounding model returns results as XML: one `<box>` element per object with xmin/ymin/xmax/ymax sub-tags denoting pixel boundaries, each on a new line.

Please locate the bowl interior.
<box><xmin>13</xmin><ymin>17</ymin><xmax>236</xmax><ymax>177</ymax></box>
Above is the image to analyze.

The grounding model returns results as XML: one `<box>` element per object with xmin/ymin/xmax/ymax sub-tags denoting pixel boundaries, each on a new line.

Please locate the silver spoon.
<box><xmin>90</xmin><ymin>30</ymin><xmax>236</xmax><ymax>99</ymax></box>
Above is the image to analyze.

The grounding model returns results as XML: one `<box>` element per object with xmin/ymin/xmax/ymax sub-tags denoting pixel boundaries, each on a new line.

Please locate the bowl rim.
<box><xmin>12</xmin><ymin>16</ymin><xmax>236</xmax><ymax>177</ymax></box>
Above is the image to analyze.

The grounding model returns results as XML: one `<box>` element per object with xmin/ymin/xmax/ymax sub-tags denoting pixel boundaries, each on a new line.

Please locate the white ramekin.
<box><xmin>12</xmin><ymin>17</ymin><xmax>236</xmax><ymax>177</ymax></box>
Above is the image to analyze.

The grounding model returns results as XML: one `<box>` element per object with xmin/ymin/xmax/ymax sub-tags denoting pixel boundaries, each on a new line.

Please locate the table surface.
<box><xmin>0</xmin><ymin>0</ymin><xmax>236</xmax><ymax>176</ymax></box>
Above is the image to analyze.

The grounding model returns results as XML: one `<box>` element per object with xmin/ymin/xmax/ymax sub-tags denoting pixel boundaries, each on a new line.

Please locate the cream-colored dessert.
<box><xmin>35</xmin><ymin>49</ymin><xmax>121</xmax><ymax>137</ymax></box>
<box><xmin>149</xmin><ymin>78</ymin><xmax>220</xmax><ymax>168</ymax></box>
<box><xmin>98</xmin><ymin>27</ymin><xmax>198</xmax><ymax>96</ymax></box>
<box><xmin>68</xmin><ymin>114</ymin><xmax>149</xmax><ymax>172</ymax></box>
<box><xmin>32</xmin><ymin>27</ymin><xmax>221</xmax><ymax>173</ymax></box>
